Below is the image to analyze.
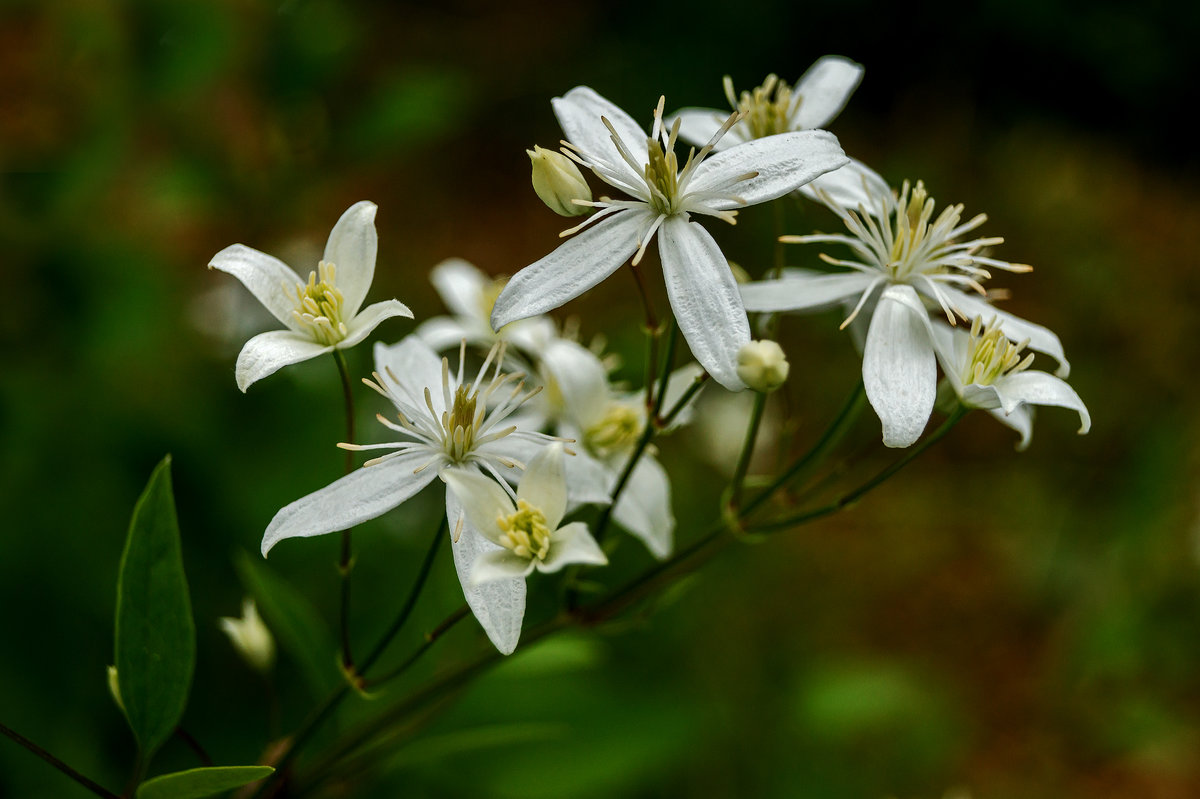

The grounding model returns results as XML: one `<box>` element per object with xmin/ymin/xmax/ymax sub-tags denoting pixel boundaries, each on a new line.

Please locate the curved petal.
<box><xmin>541</xmin><ymin>339</ymin><xmax>611</xmax><ymax>427</ymax></box>
<box><xmin>938</xmin><ymin>286</ymin><xmax>1069</xmax><ymax>377</ymax></box>
<box><xmin>447</xmin><ymin>491</ymin><xmax>526</xmax><ymax>655</ymax></box>
<box><xmin>235</xmin><ymin>330</ymin><xmax>330</xmax><ymax>392</ymax></box>
<box><xmin>659</xmin><ymin>216</ymin><xmax>750</xmax><ymax>390</ymax></box>
<box><xmin>666</xmin><ymin>107</ymin><xmax>732</xmax><ymax>149</ymax></box>
<box><xmin>472</xmin><ymin>550</ymin><xmax>536</xmax><ymax>585</ymax></box>
<box><xmin>500</xmin><ymin>436</ymin><xmax>613</xmax><ymax>507</ymax></box>
<box><xmin>338</xmin><ymin>299</ymin><xmax>413</xmax><ymax>350</ymax></box>
<box><xmin>262</xmin><ymin>451</ymin><xmax>438</xmax><ymax>555</ymax></box>
<box><xmin>518</xmin><ymin>443</ymin><xmax>567</xmax><ymax>529</ymax></box>
<box><xmin>374</xmin><ymin>336</ymin><xmax>446</xmax><ymax>415</ymax></box>
<box><xmin>792</xmin><ymin>55</ymin><xmax>865</xmax><ymax>129</ymax></box>
<box><xmin>430</xmin><ymin>258</ymin><xmax>487</xmax><ymax>318</ymax></box>
<box><xmin>989</xmin><ymin>405</ymin><xmax>1034</xmax><ymax>451</ymax></box>
<box><xmin>991</xmin><ymin>371</ymin><xmax>1090</xmax><ymax>434</ymax></box>
<box><xmin>323</xmin><ymin>201</ymin><xmax>378</xmax><ymax>317</ymax></box>
<box><xmin>491</xmin><ymin>209</ymin><xmax>648</xmax><ymax>328</ymax></box>
<box><xmin>740</xmin><ymin>271</ymin><xmax>877</xmax><ymax>313</ymax></box>
<box><xmin>688</xmin><ymin>130</ymin><xmax>848</xmax><ymax>211</ymax></box>
<box><xmin>209</xmin><ymin>244</ymin><xmax>304</xmax><ymax>331</ymax></box>
<box><xmin>441</xmin><ymin>467</ymin><xmax>513</xmax><ymax>545</ymax></box>
<box><xmin>541</xmin><ymin>522</ymin><xmax>607</xmax><ymax>572</ymax></box>
<box><xmin>415</xmin><ymin>316</ymin><xmax>482</xmax><ymax>352</ymax></box>
<box><xmin>553</xmin><ymin>86</ymin><xmax>648</xmax><ymax>178</ymax></box>
<box><xmin>612</xmin><ymin>456</ymin><xmax>673</xmax><ymax>559</ymax></box>
<box><xmin>863</xmin><ymin>285</ymin><xmax>937</xmax><ymax>448</ymax></box>
<box><xmin>798</xmin><ymin>157</ymin><xmax>891</xmax><ymax>211</ymax></box>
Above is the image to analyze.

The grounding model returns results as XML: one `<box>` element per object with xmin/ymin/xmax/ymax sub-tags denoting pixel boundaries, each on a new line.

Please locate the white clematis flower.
<box><xmin>443</xmin><ymin>444</ymin><xmax>607</xmax><ymax>586</ymax></box>
<box><xmin>261</xmin><ymin>336</ymin><xmax>562</xmax><ymax>655</ymax></box>
<box><xmin>741</xmin><ymin>177</ymin><xmax>1070</xmax><ymax>447</ymax></box>
<box><xmin>490</xmin><ymin>87</ymin><xmax>848</xmax><ymax>391</ymax></box>
<box><xmin>208</xmin><ymin>201</ymin><xmax>413</xmax><ymax>392</ymax></box>
<box><xmin>415</xmin><ymin>259</ymin><xmax>557</xmax><ymax>356</ymax></box>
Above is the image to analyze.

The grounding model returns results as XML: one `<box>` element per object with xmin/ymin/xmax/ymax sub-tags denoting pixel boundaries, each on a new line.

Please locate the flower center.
<box><xmin>962</xmin><ymin>316</ymin><xmax>1034</xmax><ymax>386</ymax></box>
<box><xmin>292</xmin><ymin>261</ymin><xmax>347</xmax><ymax>346</ymax></box>
<box><xmin>584</xmin><ymin>403</ymin><xmax>643</xmax><ymax>459</ymax></box>
<box><xmin>443</xmin><ymin>384</ymin><xmax>480</xmax><ymax>461</ymax></box>
<box><xmin>497</xmin><ymin>499</ymin><xmax>552</xmax><ymax>561</ymax></box>
<box><xmin>644</xmin><ymin>134</ymin><xmax>683</xmax><ymax>216</ymax></box>
<box><xmin>724</xmin><ymin>74</ymin><xmax>797</xmax><ymax>139</ymax></box>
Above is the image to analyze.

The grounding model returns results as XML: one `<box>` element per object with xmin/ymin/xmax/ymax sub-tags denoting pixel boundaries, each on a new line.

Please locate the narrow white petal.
<box><xmin>863</xmin><ymin>285</ymin><xmax>937</xmax><ymax>448</ymax></box>
<box><xmin>688</xmin><ymin>130</ymin><xmax>848</xmax><ymax>210</ymax></box>
<box><xmin>235</xmin><ymin>330</ymin><xmax>330</xmax><ymax>392</ymax></box>
<box><xmin>553</xmin><ymin>86</ymin><xmax>648</xmax><ymax>177</ymax></box>
<box><xmin>798</xmin><ymin>158</ymin><xmax>891</xmax><ymax>211</ymax></box>
<box><xmin>517</xmin><ymin>443</ymin><xmax>567</xmax><ymax>530</ymax></box>
<box><xmin>441</xmin><ymin>467</ymin><xmax>513</xmax><ymax>545</ymax></box>
<box><xmin>262</xmin><ymin>451</ymin><xmax>437</xmax><ymax>555</ymax></box>
<box><xmin>991</xmin><ymin>372</ymin><xmax>1090</xmax><ymax>434</ymax></box>
<box><xmin>540</xmin><ymin>522</ymin><xmax>607</xmax><ymax>572</ymax></box>
<box><xmin>338</xmin><ymin>299</ymin><xmax>413</xmax><ymax>350</ymax></box>
<box><xmin>611</xmin><ymin>456</ymin><xmax>674</xmax><ymax>559</ymax></box>
<box><xmin>447</xmin><ymin>492</ymin><xmax>526</xmax><ymax>655</ymax></box>
<box><xmin>494</xmin><ymin>436</ymin><xmax>613</xmax><ymax>507</ymax></box>
<box><xmin>430</xmin><ymin>258</ymin><xmax>487</xmax><ymax>318</ymax></box>
<box><xmin>472</xmin><ymin>550</ymin><xmax>536</xmax><ymax>585</ymax></box>
<box><xmin>491</xmin><ymin>210</ymin><xmax>648</xmax><ymax>328</ymax></box>
<box><xmin>374</xmin><ymin>336</ymin><xmax>446</xmax><ymax>415</ymax></box>
<box><xmin>209</xmin><ymin>244</ymin><xmax>305</xmax><ymax>331</ymax></box>
<box><xmin>540</xmin><ymin>339</ymin><xmax>611</xmax><ymax>428</ymax></box>
<box><xmin>740</xmin><ymin>271</ymin><xmax>877</xmax><ymax>313</ymax></box>
<box><xmin>666</xmin><ymin>107</ymin><xmax>730</xmax><ymax>149</ymax></box>
<box><xmin>323</xmin><ymin>201</ymin><xmax>378</xmax><ymax>317</ymax></box>
<box><xmin>792</xmin><ymin>55</ymin><xmax>865</xmax><ymax>129</ymax></box>
<box><xmin>658</xmin><ymin>216</ymin><xmax>750</xmax><ymax>391</ymax></box>
<box><xmin>938</xmin><ymin>286</ymin><xmax>1070</xmax><ymax>377</ymax></box>
<box><xmin>415</xmin><ymin>316</ymin><xmax>482</xmax><ymax>352</ymax></box>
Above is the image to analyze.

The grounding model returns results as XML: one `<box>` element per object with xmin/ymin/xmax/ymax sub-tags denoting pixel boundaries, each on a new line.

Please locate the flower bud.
<box><xmin>219</xmin><ymin>598</ymin><xmax>275</xmax><ymax>674</ymax></box>
<box><xmin>736</xmin><ymin>340</ymin><xmax>789</xmax><ymax>392</ymax></box>
<box><xmin>528</xmin><ymin>145</ymin><xmax>592</xmax><ymax>216</ymax></box>
<box><xmin>107</xmin><ymin>665</ymin><xmax>124</xmax><ymax>712</ymax></box>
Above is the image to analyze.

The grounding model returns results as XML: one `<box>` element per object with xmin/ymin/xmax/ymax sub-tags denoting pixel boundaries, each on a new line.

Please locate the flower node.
<box><xmin>292</xmin><ymin>261</ymin><xmax>348</xmax><ymax>346</ymax></box>
<box><xmin>498</xmin><ymin>499</ymin><xmax>552</xmax><ymax>561</ymax></box>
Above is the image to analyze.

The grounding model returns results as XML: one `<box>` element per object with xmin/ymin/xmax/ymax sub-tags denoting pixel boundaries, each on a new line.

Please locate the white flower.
<box><xmin>261</xmin><ymin>336</ymin><xmax>563</xmax><ymax>655</ymax></box>
<box><xmin>208</xmin><ymin>201</ymin><xmax>413</xmax><ymax>391</ymax></box>
<box><xmin>740</xmin><ymin>177</ymin><xmax>1070</xmax><ymax>447</ymax></box>
<box><xmin>443</xmin><ymin>444</ymin><xmax>607</xmax><ymax>585</ymax></box>
<box><xmin>415</xmin><ymin>259</ymin><xmax>557</xmax><ymax>356</ymax></box>
<box><xmin>218</xmin><ymin>598</ymin><xmax>275</xmax><ymax>674</ymax></box>
<box><xmin>490</xmin><ymin>87</ymin><xmax>848</xmax><ymax>391</ymax></box>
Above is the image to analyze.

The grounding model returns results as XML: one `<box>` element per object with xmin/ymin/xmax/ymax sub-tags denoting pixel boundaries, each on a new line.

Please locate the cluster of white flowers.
<box><xmin>209</xmin><ymin>56</ymin><xmax>1089</xmax><ymax>656</ymax></box>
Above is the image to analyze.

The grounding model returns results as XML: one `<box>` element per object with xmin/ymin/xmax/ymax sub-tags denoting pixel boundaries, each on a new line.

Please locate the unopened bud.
<box><xmin>219</xmin><ymin>598</ymin><xmax>275</xmax><ymax>674</ymax></box>
<box><xmin>736</xmin><ymin>340</ymin><xmax>789</xmax><ymax>392</ymax></box>
<box><xmin>107</xmin><ymin>665</ymin><xmax>124</xmax><ymax>712</ymax></box>
<box><xmin>528</xmin><ymin>145</ymin><xmax>592</xmax><ymax>216</ymax></box>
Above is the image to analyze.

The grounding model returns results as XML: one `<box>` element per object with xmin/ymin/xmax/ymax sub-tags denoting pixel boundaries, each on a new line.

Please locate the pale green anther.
<box><xmin>584</xmin><ymin>403</ymin><xmax>643</xmax><ymax>459</ymax></box>
<box><xmin>292</xmin><ymin>261</ymin><xmax>348</xmax><ymax>346</ymax></box>
<box><xmin>724</xmin><ymin>74</ymin><xmax>800</xmax><ymax>139</ymax></box>
<box><xmin>497</xmin><ymin>499</ymin><xmax>552</xmax><ymax>561</ymax></box>
<box><xmin>529</xmin><ymin>145</ymin><xmax>592</xmax><ymax>216</ymax></box>
<box><xmin>962</xmin><ymin>316</ymin><xmax>1035</xmax><ymax>387</ymax></box>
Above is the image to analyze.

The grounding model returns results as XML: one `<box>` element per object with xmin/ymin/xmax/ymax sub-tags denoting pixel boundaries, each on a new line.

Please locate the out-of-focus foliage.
<box><xmin>2</xmin><ymin>1</ymin><xmax>1199</xmax><ymax>797</ymax></box>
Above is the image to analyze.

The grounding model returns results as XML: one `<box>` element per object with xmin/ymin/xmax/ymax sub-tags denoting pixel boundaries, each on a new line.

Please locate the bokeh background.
<box><xmin>3</xmin><ymin>1</ymin><xmax>1199</xmax><ymax>797</ymax></box>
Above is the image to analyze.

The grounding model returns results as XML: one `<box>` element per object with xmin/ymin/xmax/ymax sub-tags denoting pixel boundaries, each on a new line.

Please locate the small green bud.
<box><xmin>528</xmin><ymin>145</ymin><xmax>592</xmax><ymax>216</ymax></box>
<box><xmin>736</xmin><ymin>340</ymin><xmax>789</xmax><ymax>392</ymax></box>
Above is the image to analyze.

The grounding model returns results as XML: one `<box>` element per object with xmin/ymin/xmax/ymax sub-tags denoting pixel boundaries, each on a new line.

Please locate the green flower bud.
<box><xmin>528</xmin><ymin>145</ymin><xmax>592</xmax><ymax>216</ymax></box>
<box><xmin>736</xmin><ymin>340</ymin><xmax>789</xmax><ymax>392</ymax></box>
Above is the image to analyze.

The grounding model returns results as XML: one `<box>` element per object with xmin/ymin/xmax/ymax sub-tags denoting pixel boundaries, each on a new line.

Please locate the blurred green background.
<box><xmin>3</xmin><ymin>1</ymin><xmax>1199</xmax><ymax>797</ymax></box>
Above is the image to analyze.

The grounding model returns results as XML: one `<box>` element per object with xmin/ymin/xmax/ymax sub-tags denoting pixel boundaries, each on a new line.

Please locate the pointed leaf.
<box><xmin>136</xmin><ymin>766</ymin><xmax>275</xmax><ymax>799</ymax></box>
<box><xmin>115</xmin><ymin>455</ymin><xmax>195</xmax><ymax>760</ymax></box>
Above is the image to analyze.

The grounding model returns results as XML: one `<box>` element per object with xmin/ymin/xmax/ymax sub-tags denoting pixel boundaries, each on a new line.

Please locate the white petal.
<box><xmin>667</xmin><ymin>107</ymin><xmax>730</xmax><ymax>149</ymax></box>
<box><xmin>235</xmin><ymin>330</ymin><xmax>330</xmax><ymax>392</ymax></box>
<box><xmin>517</xmin><ymin>443</ymin><xmax>567</xmax><ymax>529</ymax></box>
<box><xmin>688</xmin><ymin>130</ymin><xmax>848</xmax><ymax>211</ymax></box>
<box><xmin>540</xmin><ymin>339</ymin><xmax>611</xmax><ymax>428</ymax></box>
<box><xmin>863</xmin><ymin>285</ymin><xmax>937</xmax><ymax>448</ymax></box>
<box><xmin>323</xmin><ymin>201</ymin><xmax>378</xmax><ymax>317</ymax></box>
<box><xmin>447</xmin><ymin>492</ymin><xmax>526</xmax><ymax>655</ymax></box>
<box><xmin>991</xmin><ymin>371</ymin><xmax>1090</xmax><ymax>435</ymax></box>
<box><xmin>415</xmin><ymin>316</ymin><xmax>482</xmax><ymax>352</ymax></box>
<box><xmin>798</xmin><ymin>158</ymin><xmax>891</xmax><ymax>211</ymax></box>
<box><xmin>540</xmin><ymin>522</ymin><xmax>607</xmax><ymax>572</ymax></box>
<box><xmin>472</xmin><ymin>550</ymin><xmax>536</xmax><ymax>585</ymax></box>
<box><xmin>658</xmin><ymin>216</ymin><xmax>750</xmax><ymax>391</ymax></box>
<box><xmin>430</xmin><ymin>258</ymin><xmax>487</xmax><ymax>318</ymax></box>
<box><xmin>937</xmin><ymin>286</ymin><xmax>1070</xmax><ymax>377</ymax></box>
<box><xmin>553</xmin><ymin>86</ymin><xmax>648</xmax><ymax>177</ymax></box>
<box><xmin>209</xmin><ymin>244</ymin><xmax>304</xmax><ymax>332</ymax></box>
<box><xmin>612</xmin><ymin>456</ymin><xmax>674</xmax><ymax>559</ymax></box>
<box><xmin>262</xmin><ymin>451</ymin><xmax>438</xmax><ymax>555</ymax></box>
<box><xmin>501</xmin><ymin>317</ymin><xmax>559</xmax><ymax>355</ymax></box>
<box><xmin>740</xmin><ymin>271</ymin><xmax>877</xmax><ymax>313</ymax></box>
<box><xmin>440</xmin><ymin>467</ymin><xmax>513</xmax><ymax>545</ymax></box>
<box><xmin>374</xmin><ymin>336</ymin><xmax>446</xmax><ymax>415</ymax></box>
<box><xmin>989</xmin><ymin>405</ymin><xmax>1034</xmax><ymax>451</ymax></box>
<box><xmin>491</xmin><ymin>210</ymin><xmax>648</xmax><ymax>328</ymax></box>
<box><xmin>493</xmin><ymin>436</ymin><xmax>613</xmax><ymax>508</ymax></box>
<box><xmin>338</xmin><ymin>299</ymin><xmax>413</xmax><ymax>350</ymax></box>
<box><xmin>792</xmin><ymin>55</ymin><xmax>865</xmax><ymax>129</ymax></box>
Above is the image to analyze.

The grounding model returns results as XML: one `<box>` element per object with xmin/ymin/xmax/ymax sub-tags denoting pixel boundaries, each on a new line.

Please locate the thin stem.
<box><xmin>174</xmin><ymin>725</ymin><xmax>213</xmax><ymax>767</ymax></box>
<box><xmin>1</xmin><ymin>720</ymin><xmax>120</xmax><ymax>799</ymax></box>
<box><xmin>333</xmin><ymin>350</ymin><xmax>357</xmax><ymax>675</ymax></box>
<box><xmin>726</xmin><ymin>390</ymin><xmax>767</xmax><ymax>512</ymax></box>
<box><xmin>750</xmin><ymin>406</ymin><xmax>968</xmax><ymax>534</ymax></box>
<box><xmin>628</xmin><ymin>262</ymin><xmax>658</xmax><ymax>332</ymax></box>
<box><xmin>651</xmin><ymin>321</ymin><xmax>678</xmax><ymax>421</ymax></box>
<box><xmin>364</xmin><ymin>603</ymin><xmax>471</xmax><ymax>688</ymax></box>
<box><xmin>658</xmin><ymin>372</ymin><xmax>708</xmax><ymax>429</ymax></box>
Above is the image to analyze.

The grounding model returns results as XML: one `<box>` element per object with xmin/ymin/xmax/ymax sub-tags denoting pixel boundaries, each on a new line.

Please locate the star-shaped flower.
<box><xmin>491</xmin><ymin>87</ymin><xmax>848</xmax><ymax>390</ymax></box>
<box><xmin>208</xmin><ymin>201</ymin><xmax>412</xmax><ymax>391</ymax></box>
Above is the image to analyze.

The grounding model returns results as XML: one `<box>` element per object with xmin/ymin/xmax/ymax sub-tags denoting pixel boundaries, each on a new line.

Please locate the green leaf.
<box><xmin>115</xmin><ymin>455</ymin><xmax>195</xmax><ymax>759</ymax></box>
<box><xmin>235</xmin><ymin>551</ymin><xmax>337</xmax><ymax>697</ymax></box>
<box><xmin>136</xmin><ymin>766</ymin><xmax>274</xmax><ymax>799</ymax></box>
